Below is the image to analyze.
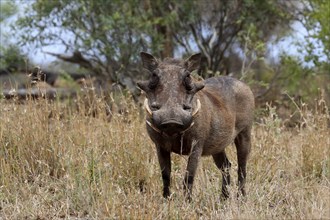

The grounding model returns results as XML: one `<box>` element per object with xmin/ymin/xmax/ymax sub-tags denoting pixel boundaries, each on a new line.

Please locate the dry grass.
<box><xmin>0</xmin><ymin>94</ymin><xmax>329</xmax><ymax>219</ymax></box>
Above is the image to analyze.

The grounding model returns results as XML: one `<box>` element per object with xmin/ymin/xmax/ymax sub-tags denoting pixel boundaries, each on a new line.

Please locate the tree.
<box><xmin>0</xmin><ymin>1</ymin><xmax>17</xmax><ymax>23</ymax></box>
<box><xmin>0</xmin><ymin>1</ymin><xmax>26</xmax><ymax>73</ymax></box>
<box><xmin>0</xmin><ymin>44</ymin><xmax>26</xmax><ymax>73</ymax></box>
<box><xmin>299</xmin><ymin>0</ymin><xmax>330</xmax><ymax>67</ymax></box>
<box><xmin>298</xmin><ymin>0</ymin><xmax>330</xmax><ymax>104</ymax></box>
<box><xmin>15</xmin><ymin>0</ymin><xmax>301</xmax><ymax>88</ymax></box>
<box><xmin>16</xmin><ymin>1</ymin><xmax>175</xmax><ymax>83</ymax></box>
<box><xmin>173</xmin><ymin>0</ymin><xmax>298</xmax><ymax>77</ymax></box>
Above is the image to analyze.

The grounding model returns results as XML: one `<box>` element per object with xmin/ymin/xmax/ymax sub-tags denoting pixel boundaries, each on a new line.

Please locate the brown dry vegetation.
<box><xmin>0</xmin><ymin>94</ymin><xmax>329</xmax><ymax>219</ymax></box>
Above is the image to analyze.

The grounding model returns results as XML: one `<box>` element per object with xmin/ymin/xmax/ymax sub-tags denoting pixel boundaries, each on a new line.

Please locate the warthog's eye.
<box><xmin>183</xmin><ymin>73</ymin><xmax>193</xmax><ymax>91</ymax></box>
<box><xmin>148</xmin><ymin>73</ymin><xmax>159</xmax><ymax>90</ymax></box>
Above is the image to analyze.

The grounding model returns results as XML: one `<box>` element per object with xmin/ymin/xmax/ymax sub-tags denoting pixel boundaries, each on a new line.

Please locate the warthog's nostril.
<box><xmin>151</xmin><ymin>102</ymin><xmax>161</xmax><ymax>111</ymax></box>
<box><xmin>183</xmin><ymin>104</ymin><xmax>192</xmax><ymax>111</ymax></box>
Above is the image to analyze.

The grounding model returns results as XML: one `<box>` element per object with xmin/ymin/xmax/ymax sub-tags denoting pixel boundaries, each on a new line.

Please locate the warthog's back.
<box><xmin>204</xmin><ymin>76</ymin><xmax>254</xmax><ymax>120</ymax></box>
<box><xmin>204</xmin><ymin>76</ymin><xmax>254</xmax><ymax>127</ymax></box>
<box><xmin>196</xmin><ymin>76</ymin><xmax>254</xmax><ymax>155</ymax></box>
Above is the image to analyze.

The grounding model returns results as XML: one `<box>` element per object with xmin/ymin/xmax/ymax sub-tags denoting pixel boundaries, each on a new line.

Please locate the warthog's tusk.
<box><xmin>144</xmin><ymin>98</ymin><xmax>153</xmax><ymax>116</ymax></box>
<box><xmin>192</xmin><ymin>99</ymin><xmax>201</xmax><ymax>117</ymax></box>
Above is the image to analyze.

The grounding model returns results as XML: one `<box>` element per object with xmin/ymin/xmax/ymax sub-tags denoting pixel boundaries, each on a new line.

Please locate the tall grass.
<box><xmin>0</xmin><ymin>94</ymin><xmax>329</xmax><ymax>219</ymax></box>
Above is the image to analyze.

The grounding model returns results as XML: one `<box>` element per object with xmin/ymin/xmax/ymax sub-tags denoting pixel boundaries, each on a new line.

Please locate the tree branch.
<box><xmin>45</xmin><ymin>51</ymin><xmax>94</xmax><ymax>70</ymax></box>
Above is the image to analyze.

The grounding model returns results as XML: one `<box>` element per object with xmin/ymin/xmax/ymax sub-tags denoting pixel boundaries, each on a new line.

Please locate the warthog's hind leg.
<box><xmin>212</xmin><ymin>151</ymin><xmax>231</xmax><ymax>199</ymax></box>
<box><xmin>234</xmin><ymin>126</ymin><xmax>252</xmax><ymax>197</ymax></box>
<box><xmin>156</xmin><ymin>146</ymin><xmax>171</xmax><ymax>198</ymax></box>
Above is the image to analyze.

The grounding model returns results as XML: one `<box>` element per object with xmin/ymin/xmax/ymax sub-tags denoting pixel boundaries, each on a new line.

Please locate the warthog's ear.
<box><xmin>137</xmin><ymin>80</ymin><xmax>149</xmax><ymax>92</ymax></box>
<box><xmin>194</xmin><ymin>81</ymin><xmax>205</xmax><ymax>92</ymax></box>
<box><xmin>140</xmin><ymin>52</ymin><xmax>158</xmax><ymax>72</ymax></box>
<box><xmin>184</xmin><ymin>53</ymin><xmax>202</xmax><ymax>72</ymax></box>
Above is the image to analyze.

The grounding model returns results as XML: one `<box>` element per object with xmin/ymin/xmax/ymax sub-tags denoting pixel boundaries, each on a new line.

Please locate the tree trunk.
<box><xmin>156</xmin><ymin>24</ymin><xmax>173</xmax><ymax>59</ymax></box>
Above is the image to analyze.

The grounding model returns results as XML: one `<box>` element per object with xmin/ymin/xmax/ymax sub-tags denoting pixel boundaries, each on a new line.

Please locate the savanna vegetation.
<box><xmin>0</xmin><ymin>94</ymin><xmax>329</xmax><ymax>219</ymax></box>
<box><xmin>0</xmin><ymin>0</ymin><xmax>329</xmax><ymax>219</ymax></box>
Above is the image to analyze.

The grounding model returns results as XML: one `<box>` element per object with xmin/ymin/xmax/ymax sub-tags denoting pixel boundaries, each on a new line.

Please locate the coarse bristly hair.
<box><xmin>139</xmin><ymin>52</ymin><xmax>255</xmax><ymax>201</ymax></box>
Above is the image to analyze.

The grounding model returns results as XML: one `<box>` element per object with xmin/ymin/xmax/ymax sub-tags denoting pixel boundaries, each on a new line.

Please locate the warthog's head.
<box><xmin>138</xmin><ymin>52</ymin><xmax>205</xmax><ymax>136</ymax></box>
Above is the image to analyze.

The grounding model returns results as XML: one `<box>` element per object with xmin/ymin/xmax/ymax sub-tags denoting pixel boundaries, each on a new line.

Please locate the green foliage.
<box><xmin>177</xmin><ymin>0</ymin><xmax>295</xmax><ymax>75</ymax></box>
<box><xmin>0</xmin><ymin>2</ymin><xmax>26</xmax><ymax>73</ymax></box>
<box><xmin>15</xmin><ymin>0</ymin><xmax>174</xmax><ymax>76</ymax></box>
<box><xmin>0</xmin><ymin>44</ymin><xmax>26</xmax><ymax>72</ymax></box>
<box><xmin>0</xmin><ymin>1</ymin><xmax>17</xmax><ymax>23</ymax></box>
<box><xmin>15</xmin><ymin>0</ymin><xmax>297</xmax><ymax>78</ymax></box>
<box><xmin>302</xmin><ymin>0</ymin><xmax>330</xmax><ymax>66</ymax></box>
<box><xmin>11</xmin><ymin>0</ymin><xmax>329</xmax><ymax>104</ymax></box>
<box><xmin>271</xmin><ymin>54</ymin><xmax>330</xmax><ymax>104</ymax></box>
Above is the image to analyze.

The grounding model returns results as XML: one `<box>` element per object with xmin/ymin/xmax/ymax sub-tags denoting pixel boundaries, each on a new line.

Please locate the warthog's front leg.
<box><xmin>156</xmin><ymin>146</ymin><xmax>171</xmax><ymax>198</ymax></box>
<box><xmin>183</xmin><ymin>142</ymin><xmax>203</xmax><ymax>201</ymax></box>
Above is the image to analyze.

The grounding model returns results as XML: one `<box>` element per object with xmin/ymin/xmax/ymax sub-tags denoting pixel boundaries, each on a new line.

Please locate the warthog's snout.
<box><xmin>152</xmin><ymin>109</ymin><xmax>193</xmax><ymax>135</ymax></box>
<box><xmin>159</xmin><ymin>119</ymin><xmax>185</xmax><ymax>134</ymax></box>
<box><xmin>144</xmin><ymin>98</ymin><xmax>201</xmax><ymax>136</ymax></box>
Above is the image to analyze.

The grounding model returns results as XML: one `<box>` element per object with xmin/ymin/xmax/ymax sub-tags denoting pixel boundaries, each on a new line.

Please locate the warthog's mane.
<box><xmin>162</xmin><ymin>58</ymin><xmax>184</xmax><ymax>67</ymax></box>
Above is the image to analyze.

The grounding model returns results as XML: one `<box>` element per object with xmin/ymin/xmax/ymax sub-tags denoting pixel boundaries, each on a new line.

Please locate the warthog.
<box><xmin>138</xmin><ymin>52</ymin><xmax>254</xmax><ymax>200</ymax></box>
